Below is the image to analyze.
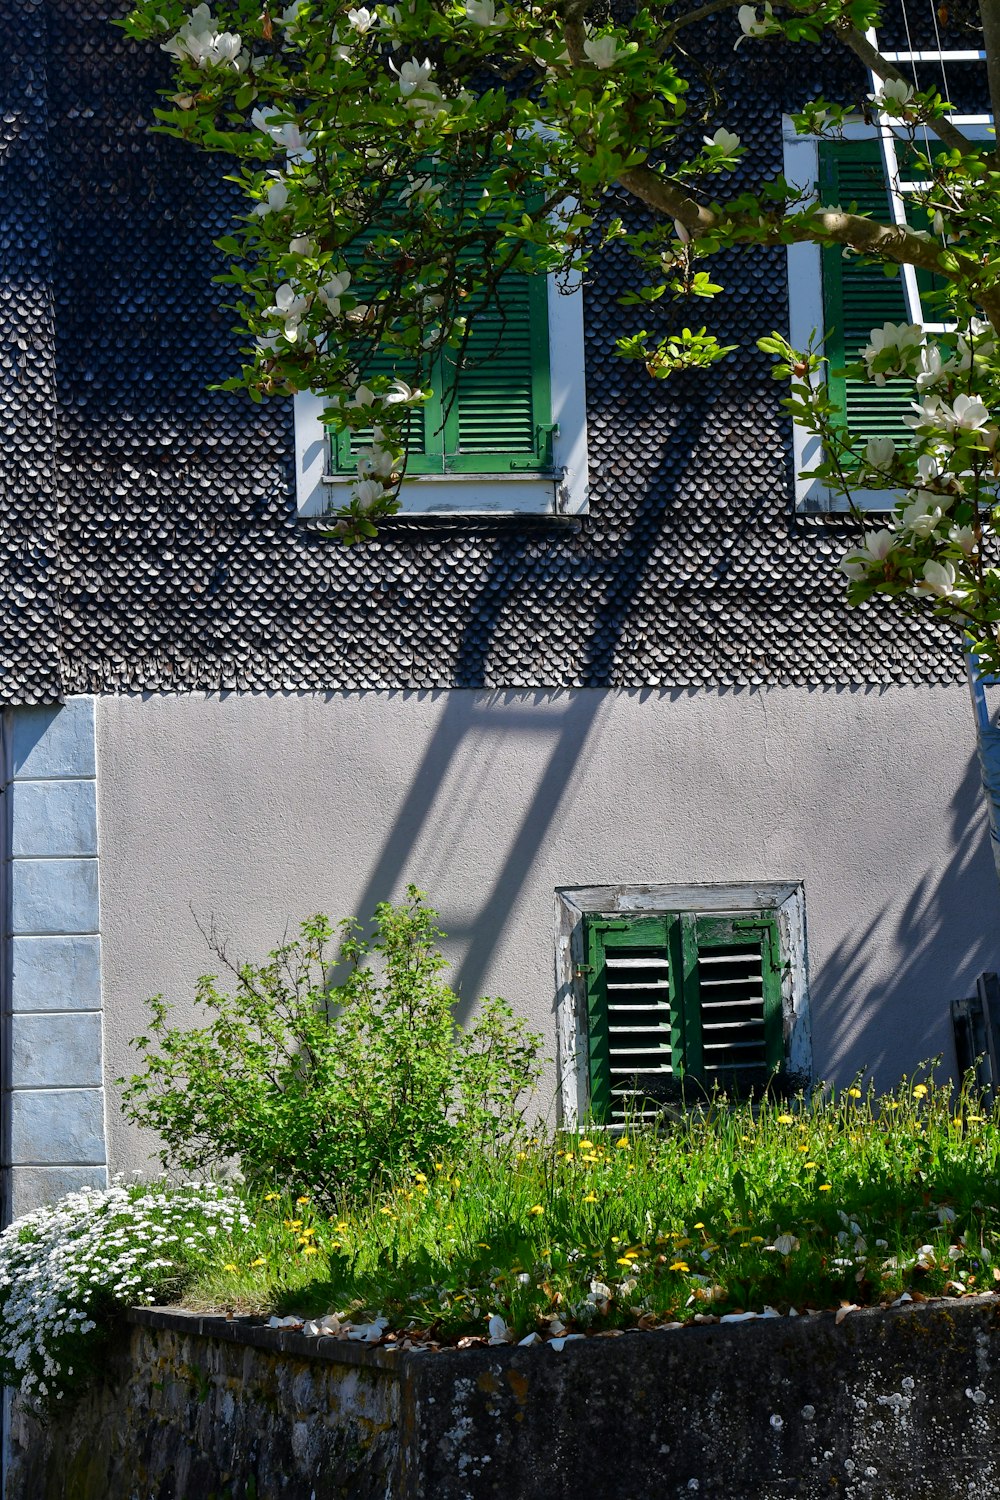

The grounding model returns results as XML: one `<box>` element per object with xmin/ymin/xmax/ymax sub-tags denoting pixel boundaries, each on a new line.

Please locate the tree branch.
<box><xmin>617</xmin><ymin>162</ymin><xmax>1000</xmax><ymax>327</ymax></box>
<box><xmin>831</xmin><ymin>22</ymin><xmax>977</xmax><ymax>158</ymax></box>
<box><xmin>656</xmin><ymin>0</ymin><xmax>746</xmax><ymax>52</ymax></box>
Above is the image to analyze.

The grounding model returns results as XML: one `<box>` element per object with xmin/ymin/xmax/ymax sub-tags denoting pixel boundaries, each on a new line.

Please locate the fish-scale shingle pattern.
<box><xmin>0</xmin><ymin>1</ymin><xmax>62</xmax><ymax>703</ymax></box>
<box><xmin>4</xmin><ymin>3</ymin><xmax>983</xmax><ymax>702</ymax></box>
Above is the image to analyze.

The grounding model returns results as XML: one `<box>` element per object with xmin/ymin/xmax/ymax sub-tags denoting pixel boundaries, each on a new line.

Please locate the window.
<box><xmin>785</xmin><ymin>118</ymin><xmax>991</xmax><ymax>512</ymax></box>
<box><xmin>294</xmin><ymin>270</ymin><xmax>588</xmax><ymax>519</ymax></box>
<box><xmin>556</xmin><ymin>883</ymin><xmax>811</xmax><ymax>1126</ymax></box>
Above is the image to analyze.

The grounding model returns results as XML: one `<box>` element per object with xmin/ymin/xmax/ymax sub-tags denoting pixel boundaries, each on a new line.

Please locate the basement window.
<box><xmin>555</xmin><ymin>884</ymin><xmax>812</xmax><ymax>1126</ymax></box>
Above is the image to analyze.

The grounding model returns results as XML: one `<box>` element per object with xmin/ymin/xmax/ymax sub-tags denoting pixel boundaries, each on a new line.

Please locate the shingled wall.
<box><xmin>1</xmin><ymin>2</ymin><xmax>988</xmax><ymax>704</ymax></box>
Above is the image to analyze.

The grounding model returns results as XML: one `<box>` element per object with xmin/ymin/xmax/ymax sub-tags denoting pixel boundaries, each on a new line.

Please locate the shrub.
<box><xmin>121</xmin><ymin>888</ymin><xmax>544</xmax><ymax>1205</ymax></box>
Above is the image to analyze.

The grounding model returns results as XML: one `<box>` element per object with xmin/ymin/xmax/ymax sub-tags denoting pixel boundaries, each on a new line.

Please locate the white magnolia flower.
<box><xmin>869</xmin><ymin>78</ymin><xmax>914</xmax><ymax>114</ymax></box>
<box><xmin>864</xmin><ymin>435</ymin><xmax>895</xmax><ymax>469</ymax></box>
<box><xmin>899</xmin><ymin>492</ymin><xmax>950</xmax><ymax>539</ymax></box>
<box><xmin>465</xmin><ymin>0</ymin><xmax>508</xmax><ymax>27</ymax></box>
<box><xmin>317</xmin><ymin>269</ymin><xmax>352</xmax><ymax>314</ymax></box>
<box><xmin>392</xmin><ymin>56</ymin><xmax>436</xmax><ymax>96</ymax></box>
<box><xmin>861</xmin><ymin>322</ymin><xmax>923</xmax><ymax>385</ymax></box>
<box><xmin>385</xmin><ymin>378</ymin><xmax>424</xmax><ymax>404</ymax></box>
<box><xmin>949</xmin><ymin>524</ymin><xmax>976</xmax><ymax>554</ymax></box>
<box><xmin>347</xmin><ymin>6</ymin><xmax>378</xmax><ymax>31</ymax></box>
<box><xmin>839</xmin><ymin>528</ymin><xmax>896</xmax><ymax>579</ymax></box>
<box><xmin>583</xmin><ymin>33</ymin><xmax>628</xmax><ymax>68</ymax></box>
<box><xmin>251</xmin><ymin>108</ymin><xmax>311</xmax><ymax>158</ymax></box>
<box><xmin>956</xmin><ymin>317</ymin><xmax>996</xmax><ymax>366</ymax></box>
<box><xmin>400</xmin><ymin>175</ymin><xmax>444</xmax><ymax>207</ymax></box>
<box><xmin>357</xmin><ymin>444</ymin><xmax>398</xmax><ymax>480</ymax></box>
<box><xmin>253</xmin><ymin>177</ymin><xmax>290</xmax><ymax>216</ymax></box>
<box><xmin>162</xmin><ymin>4</ymin><xmax>246</xmax><ymax>70</ymax></box>
<box><xmin>347</xmin><ymin>385</ymin><xmax>377</xmax><ymax>408</ymax></box>
<box><xmin>351</xmin><ymin>478</ymin><xmax>388</xmax><ymax>508</ymax></box>
<box><xmin>289</xmin><ymin>236</ymin><xmax>317</xmax><ymax>256</ymax></box>
<box><xmin>276</xmin><ymin>0</ymin><xmax>305</xmax><ymax>31</ymax></box>
<box><xmin>917</xmin><ymin>558</ymin><xmax>964</xmax><ymax>601</ymax></box>
<box><xmin>265</xmin><ymin>282</ymin><xmax>310</xmax><ymax>341</ymax></box>
<box><xmin>909</xmin><ymin>392</ymin><xmax>993</xmax><ymax>437</ymax></box>
<box><xmin>704</xmin><ymin>127</ymin><xmax>741</xmax><ymax>153</ymax></box>
<box><xmin>734</xmin><ymin>3</ymin><xmax>775</xmax><ymax>46</ymax></box>
<box><xmin>914</xmin><ymin>345</ymin><xmax>950</xmax><ymax>393</ymax></box>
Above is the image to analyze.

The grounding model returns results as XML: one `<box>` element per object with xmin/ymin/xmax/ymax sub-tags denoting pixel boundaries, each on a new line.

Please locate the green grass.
<box><xmin>183</xmin><ymin>1072</ymin><xmax>1000</xmax><ymax>1341</ymax></box>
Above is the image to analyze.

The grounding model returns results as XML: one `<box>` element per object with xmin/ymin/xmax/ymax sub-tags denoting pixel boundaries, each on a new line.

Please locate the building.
<box><xmin>2</xmin><ymin>2</ymin><xmax>997</xmax><ymax>1219</ymax></box>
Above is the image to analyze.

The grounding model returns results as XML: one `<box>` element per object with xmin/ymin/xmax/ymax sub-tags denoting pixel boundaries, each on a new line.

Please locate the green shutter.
<box><xmin>584</xmin><ymin>914</ymin><xmax>678</xmax><ymax>1125</ymax></box>
<box><xmin>583</xmin><ymin>910</ymin><xmax>784</xmax><ymax>1122</ymax></box>
<box><xmin>441</xmin><ymin>272</ymin><xmax>553</xmax><ymax>471</ymax></box>
<box><xmin>686</xmin><ymin>914</ymin><xmax>784</xmax><ymax>1092</ymax></box>
<box><xmin>329</xmin><ymin>172</ymin><xmax>553</xmax><ymax>477</ymax></box>
<box><xmin>818</xmin><ymin>138</ymin><xmax>914</xmax><ymax>448</ymax></box>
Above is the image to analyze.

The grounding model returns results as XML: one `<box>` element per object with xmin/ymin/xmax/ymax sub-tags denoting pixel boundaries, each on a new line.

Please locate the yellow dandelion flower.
<box><xmin>886</xmin><ymin>1101</ymin><xmax>900</xmax><ymax>1110</ymax></box>
<box><xmin>301</xmin><ymin>1245</ymin><xmax>319</xmax><ymax>1256</ymax></box>
<box><xmin>847</xmin><ymin>1087</ymin><xmax>862</xmax><ymax>1099</ymax></box>
<box><xmin>578</xmin><ymin>1140</ymin><xmax>595</xmax><ymax>1150</ymax></box>
<box><xmin>968</xmin><ymin>1115</ymin><xmax>986</xmax><ymax>1123</ymax></box>
<box><xmin>616</xmin><ymin>1137</ymin><xmax>630</xmax><ymax>1150</ymax></box>
<box><xmin>299</xmin><ymin>1227</ymin><xmax>316</xmax><ymax>1238</ymax></box>
<box><xmin>694</xmin><ymin>1222</ymin><xmax>705</xmax><ymax>1230</ymax></box>
<box><xmin>669</xmin><ymin>1261</ymin><xmax>689</xmax><ymax>1273</ymax></box>
<box><xmin>414</xmin><ymin>1173</ymin><xmax>428</xmax><ymax>1184</ymax></box>
<box><xmin>477</xmin><ymin>1243</ymin><xmax>491</xmax><ymax>1249</ymax></box>
<box><xmin>452</xmin><ymin>1177</ymin><xmax>461</xmax><ymax>1189</ymax></box>
<box><xmin>223</xmin><ymin>1263</ymin><xmax>239</xmax><ymax>1272</ymax></box>
<box><xmin>913</xmin><ymin>1084</ymin><xmax>929</xmax><ymax>1098</ymax></box>
<box><xmin>264</xmin><ymin>1192</ymin><xmax>281</xmax><ymax>1202</ymax></box>
<box><xmin>581</xmin><ymin>1154</ymin><xmax>600</xmax><ymax>1164</ymax></box>
<box><xmin>804</xmin><ymin>1161</ymin><xmax>819</xmax><ymax>1170</ymax></box>
<box><xmin>751</xmin><ymin>1236</ymin><xmax>764</xmax><ymax>1244</ymax></box>
<box><xmin>616</xmin><ymin>1257</ymin><xmax>633</xmax><ymax>1266</ymax></box>
<box><xmin>777</xmin><ymin>1114</ymin><xmax>795</xmax><ymax>1125</ymax></box>
<box><xmin>740</xmin><ymin>1241</ymin><xmax>752</xmax><ymax>1248</ymax></box>
<box><xmin>819</xmin><ymin>1183</ymin><xmax>832</xmax><ymax>1192</ymax></box>
<box><xmin>334</xmin><ymin>1222</ymin><xmax>349</xmax><ymax>1232</ymax></box>
<box><xmin>380</xmin><ymin>1207</ymin><xmax>394</xmax><ymax>1216</ymax></box>
<box><xmin>296</xmin><ymin>1195</ymin><xmax>310</xmax><ymax>1205</ymax></box>
<box><xmin>251</xmin><ymin>1257</ymin><xmax>266</xmax><ymax>1268</ymax></box>
<box><xmin>529</xmin><ymin>1205</ymin><xmax>545</xmax><ymax>1216</ymax></box>
<box><xmin>583</xmin><ymin>1193</ymin><xmax>598</xmax><ymax>1203</ymax></box>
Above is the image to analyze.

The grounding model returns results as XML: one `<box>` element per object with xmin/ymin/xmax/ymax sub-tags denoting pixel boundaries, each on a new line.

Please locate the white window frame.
<box><xmin>554</xmin><ymin>881</ymin><xmax>812</xmax><ymax>1128</ymax></box>
<box><xmin>784</xmin><ymin>115</ymin><xmax>992</xmax><ymax>514</ymax></box>
<box><xmin>294</xmin><ymin>272</ymin><xmax>589</xmax><ymax>519</ymax></box>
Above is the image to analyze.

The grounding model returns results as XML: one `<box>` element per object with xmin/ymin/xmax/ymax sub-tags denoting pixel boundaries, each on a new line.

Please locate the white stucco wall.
<box><xmin>94</xmin><ymin>686</ymin><xmax>1000</xmax><ymax>1177</ymax></box>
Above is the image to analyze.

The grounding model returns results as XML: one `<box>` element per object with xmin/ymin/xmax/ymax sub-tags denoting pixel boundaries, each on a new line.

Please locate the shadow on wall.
<box><xmin>348</xmin><ymin>690</ymin><xmax>603</xmax><ymax>1022</ymax></box>
<box><xmin>819</xmin><ymin>747</ymin><xmax>1000</xmax><ymax>1088</ymax></box>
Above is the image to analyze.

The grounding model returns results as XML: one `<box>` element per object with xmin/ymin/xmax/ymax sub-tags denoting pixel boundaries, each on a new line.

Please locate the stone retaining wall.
<box><xmin>8</xmin><ymin>1298</ymin><xmax>1000</xmax><ymax>1499</ymax></box>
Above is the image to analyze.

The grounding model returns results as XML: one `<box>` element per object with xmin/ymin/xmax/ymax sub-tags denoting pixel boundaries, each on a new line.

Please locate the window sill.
<box><xmin>298</xmin><ymin>509</ymin><xmax>585</xmax><ymax>536</ymax></box>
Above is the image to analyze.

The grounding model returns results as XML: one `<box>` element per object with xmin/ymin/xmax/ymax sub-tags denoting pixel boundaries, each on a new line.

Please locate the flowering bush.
<box><xmin>0</xmin><ymin>1182</ymin><xmax>249</xmax><ymax>1412</ymax></box>
<box><xmin>759</xmin><ymin>309</ymin><xmax>1000</xmax><ymax>670</ymax></box>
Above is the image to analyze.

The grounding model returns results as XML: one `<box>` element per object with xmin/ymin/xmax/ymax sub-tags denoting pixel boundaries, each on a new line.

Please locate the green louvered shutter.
<box><xmin>584</xmin><ymin>914</ymin><xmax>680</xmax><ymax>1125</ymax></box>
<box><xmin>330</xmin><ymin>170</ymin><xmax>553</xmax><ymax>476</ymax></box>
<box><xmin>583</xmin><ymin>910</ymin><xmax>784</xmax><ymax>1123</ymax></box>
<box><xmin>441</xmin><ymin>272</ymin><xmax>553</xmax><ymax>472</ymax></box>
<box><xmin>681</xmin><ymin>914</ymin><xmax>784</xmax><ymax>1095</ymax></box>
<box><xmin>818</xmin><ymin>138</ymin><xmax>915</xmax><ymax>449</ymax></box>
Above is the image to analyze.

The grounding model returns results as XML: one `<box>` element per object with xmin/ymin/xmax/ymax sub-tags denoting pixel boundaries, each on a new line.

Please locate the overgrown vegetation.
<box><xmin>121</xmin><ymin>889</ymin><xmax>544</xmax><ymax>1207</ymax></box>
<box><xmin>187</xmin><ymin>1075</ymin><xmax>1000</xmax><ymax>1341</ymax></box>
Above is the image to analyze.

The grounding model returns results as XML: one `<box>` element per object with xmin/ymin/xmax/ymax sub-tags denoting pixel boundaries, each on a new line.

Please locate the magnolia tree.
<box><xmin>122</xmin><ymin>0</ymin><xmax>1000</xmax><ymax>668</ymax></box>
